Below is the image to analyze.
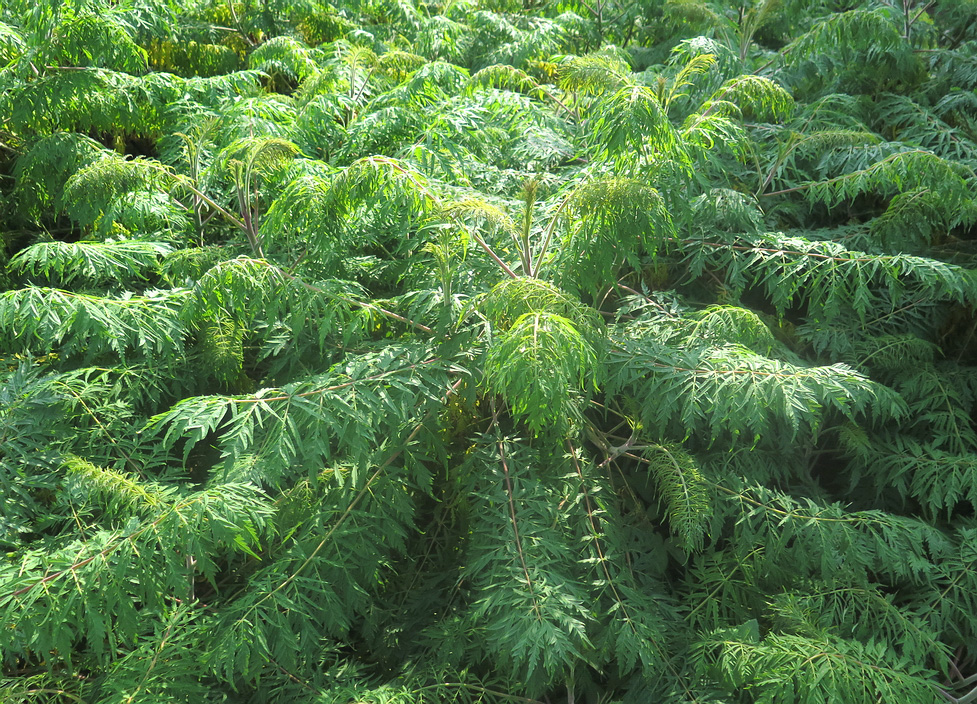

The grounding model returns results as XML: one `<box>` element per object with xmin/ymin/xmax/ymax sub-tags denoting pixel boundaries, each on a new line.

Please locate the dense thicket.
<box><xmin>2</xmin><ymin>0</ymin><xmax>977</xmax><ymax>702</ymax></box>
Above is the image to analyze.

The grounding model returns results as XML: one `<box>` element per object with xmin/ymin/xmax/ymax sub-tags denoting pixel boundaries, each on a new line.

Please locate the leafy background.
<box><xmin>2</xmin><ymin>0</ymin><xmax>977</xmax><ymax>702</ymax></box>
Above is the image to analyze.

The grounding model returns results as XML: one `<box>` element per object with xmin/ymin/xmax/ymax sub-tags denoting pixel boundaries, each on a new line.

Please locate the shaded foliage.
<box><xmin>2</xmin><ymin>0</ymin><xmax>977</xmax><ymax>703</ymax></box>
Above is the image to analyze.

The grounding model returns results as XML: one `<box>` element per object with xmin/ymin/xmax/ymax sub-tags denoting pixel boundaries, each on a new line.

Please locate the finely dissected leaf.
<box><xmin>589</xmin><ymin>85</ymin><xmax>679</xmax><ymax>163</ymax></box>
<box><xmin>607</xmin><ymin>329</ymin><xmax>903</xmax><ymax>444</ymax></box>
<box><xmin>484</xmin><ymin>311</ymin><xmax>599</xmax><ymax>433</ymax></box>
<box><xmin>481</xmin><ymin>277</ymin><xmax>601</xmax><ymax>340</ymax></box>
<box><xmin>557</xmin><ymin>177</ymin><xmax>674</xmax><ymax>293</ymax></box>
<box><xmin>12</xmin><ymin>132</ymin><xmax>107</xmax><ymax>221</ymax></box>
<box><xmin>460</xmin><ymin>437</ymin><xmax>594</xmax><ymax>696</ymax></box>
<box><xmin>706</xmin><ymin>75</ymin><xmax>794</xmax><ymax>122</ymax></box>
<box><xmin>684</xmin><ymin>230</ymin><xmax>977</xmax><ymax>318</ymax></box>
<box><xmin>558</xmin><ymin>52</ymin><xmax>631</xmax><ymax>95</ymax></box>
<box><xmin>9</xmin><ymin>240</ymin><xmax>173</xmax><ymax>286</ymax></box>
<box><xmin>780</xmin><ymin>9</ymin><xmax>921</xmax><ymax>95</ymax></box>
<box><xmin>145</xmin><ymin>344</ymin><xmax>453</xmax><ymax>482</ymax></box>
<box><xmin>249</xmin><ymin>35</ymin><xmax>318</xmax><ymax>83</ymax></box>
<box><xmin>802</xmin><ymin>150</ymin><xmax>973</xmax><ymax>220</ymax></box>
<box><xmin>0</xmin><ymin>481</ymin><xmax>273</xmax><ymax>665</ymax></box>
<box><xmin>643</xmin><ymin>443</ymin><xmax>711</xmax><ymax>551</ymax></box>
<box><xmin>0</xmin><ymin>364</ymin><xmax>67</xmax><ymax>546</ymax></box>
<box><xmin>261</xmin><ymin>155</ymin><xmax>437</xmax><ymax>267</ymax></box>
<box><xmin>45</xmin><ymin>9</ymin><xmax>148</xmax><ymax>74</ymax></box>
<box><xmin>61</xmin><ymin>152</ymin><xmax>174</xmax><ymax>227</ymax></box>
<box><xmin>3</xmin><ymin>1</ymin><xmax>977</xmax><ymax>702</ymax></box>
<box><xmin>0</xmin><ymin>286</ymin><xmax>189</xmax><ymax>359</ymax></box>
<box><xmin>696</xmin><ymin>629</ymin><xmax>942</xmax><ymax>704</ymax></box>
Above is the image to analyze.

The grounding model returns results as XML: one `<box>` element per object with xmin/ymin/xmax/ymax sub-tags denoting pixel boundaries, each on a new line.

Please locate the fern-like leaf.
<box><xmin>643</xmin><ymin>443</ymin><xmax>711</xmax><ymax>551</ymax></box>
<box><xmin>9</xmin><ymin>240</ymin><xmax>173</xmax><ymax>287</ymax></box>
<box><xmin>485</xmin><ymin>312</ymin><xmax>599</xmax><ymax>434</ymax></box>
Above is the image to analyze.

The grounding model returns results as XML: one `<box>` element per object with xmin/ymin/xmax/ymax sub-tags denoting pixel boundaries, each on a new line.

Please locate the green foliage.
<box><xmin>589</xmin><ymin>84</ymin><xmax>678</xmax><ymax>163</ymax></box>
<box><xmin>607</xmin><ymin>324</ymin><xmax>901</xmax><ymax>444</ymax></box>
<box><xmin>558</xmin><ymin>177</ymin><xmax>674</xmax><ymax>292</ymax></box>
<box><xmin>780</xmin><ymin>9</ymin><xmax>921</xmax><ymax>96</ymax></box>
<box><xmin>461</xmin><ymin>437</ymin><xmax>593</xmax><ymax>695</ymax></box>
<box><xmin>147</xmin><ymin>38</ymin><xmax>243</xmax><ymax>77</ymax></box>
<box><xmin>261</xmin><ymin>156</ymin><xmax>435</xmax><ymax>271</ymax></box>
<box><xmin>9</xmin><ymin>240</ymin><xmax>173</xmax><ymax>287</ymax></box>
<box><xmin>685</xmin><ymin>230</ymin><xmax>977</xmax><ymax>319</ymax></box>
<box><xmin>707</xmin><ymin>74</ymin><xmax>795</xmax><ymax>122</ymax></box>
<box><xmin>61</xmin><ymin>153</ymin><xmax>174</xmax><ymax>227</ymax></box>
<box><xmin>0</xmin><ymin>477</ymin><xmax>273</xmax><ymax>665</ymax></box>
<box><xmin>485</xmin><ymin>311</ymin><xmax>598</xmax><ymax>433</ymax></box>
<box><xmin>3</xmin><ymin>1</ymin><xmax>977</xmax><ymax>703</ymax></box>
<box><xmin>44</xmin><ymin>8</ymin><xmax>148</xmax><ymax>73</ymax></box>
<box><xmin>643</xmin><ymin>443</ymin><xmax>711</xmax><ymax>550</ymax></box>
<box><xmin>12</xmin><ymin>133</ymin><xmax>107</xmax><ymax>222</ymax></box>
<box><xmin>803</xmin><ymin>149</ymin><xmax>973</xmax><ymax>221</ymax></box>
<box><xmin>697</xmin><ymin>624</ymin><xmax>942</xmax><ymax>704</ymax></box>
<box><xmin>0</xmin><ymin>286</ymin><xmax>188</xmax><ymax>360</ymax></box>
<box><xmin>249</xmin><ymin>35</ymin><xmax>318</xmax><ymax>85</ymax></box>
<box><xmin>146</xmin><ymin>343</ymin><xmax>452</xmax><ymax>483</ymax></box>
<box><xmin>0</xmin><ymin>364</ymin><xmax>67</xmax><ymax>547</ymax></box>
